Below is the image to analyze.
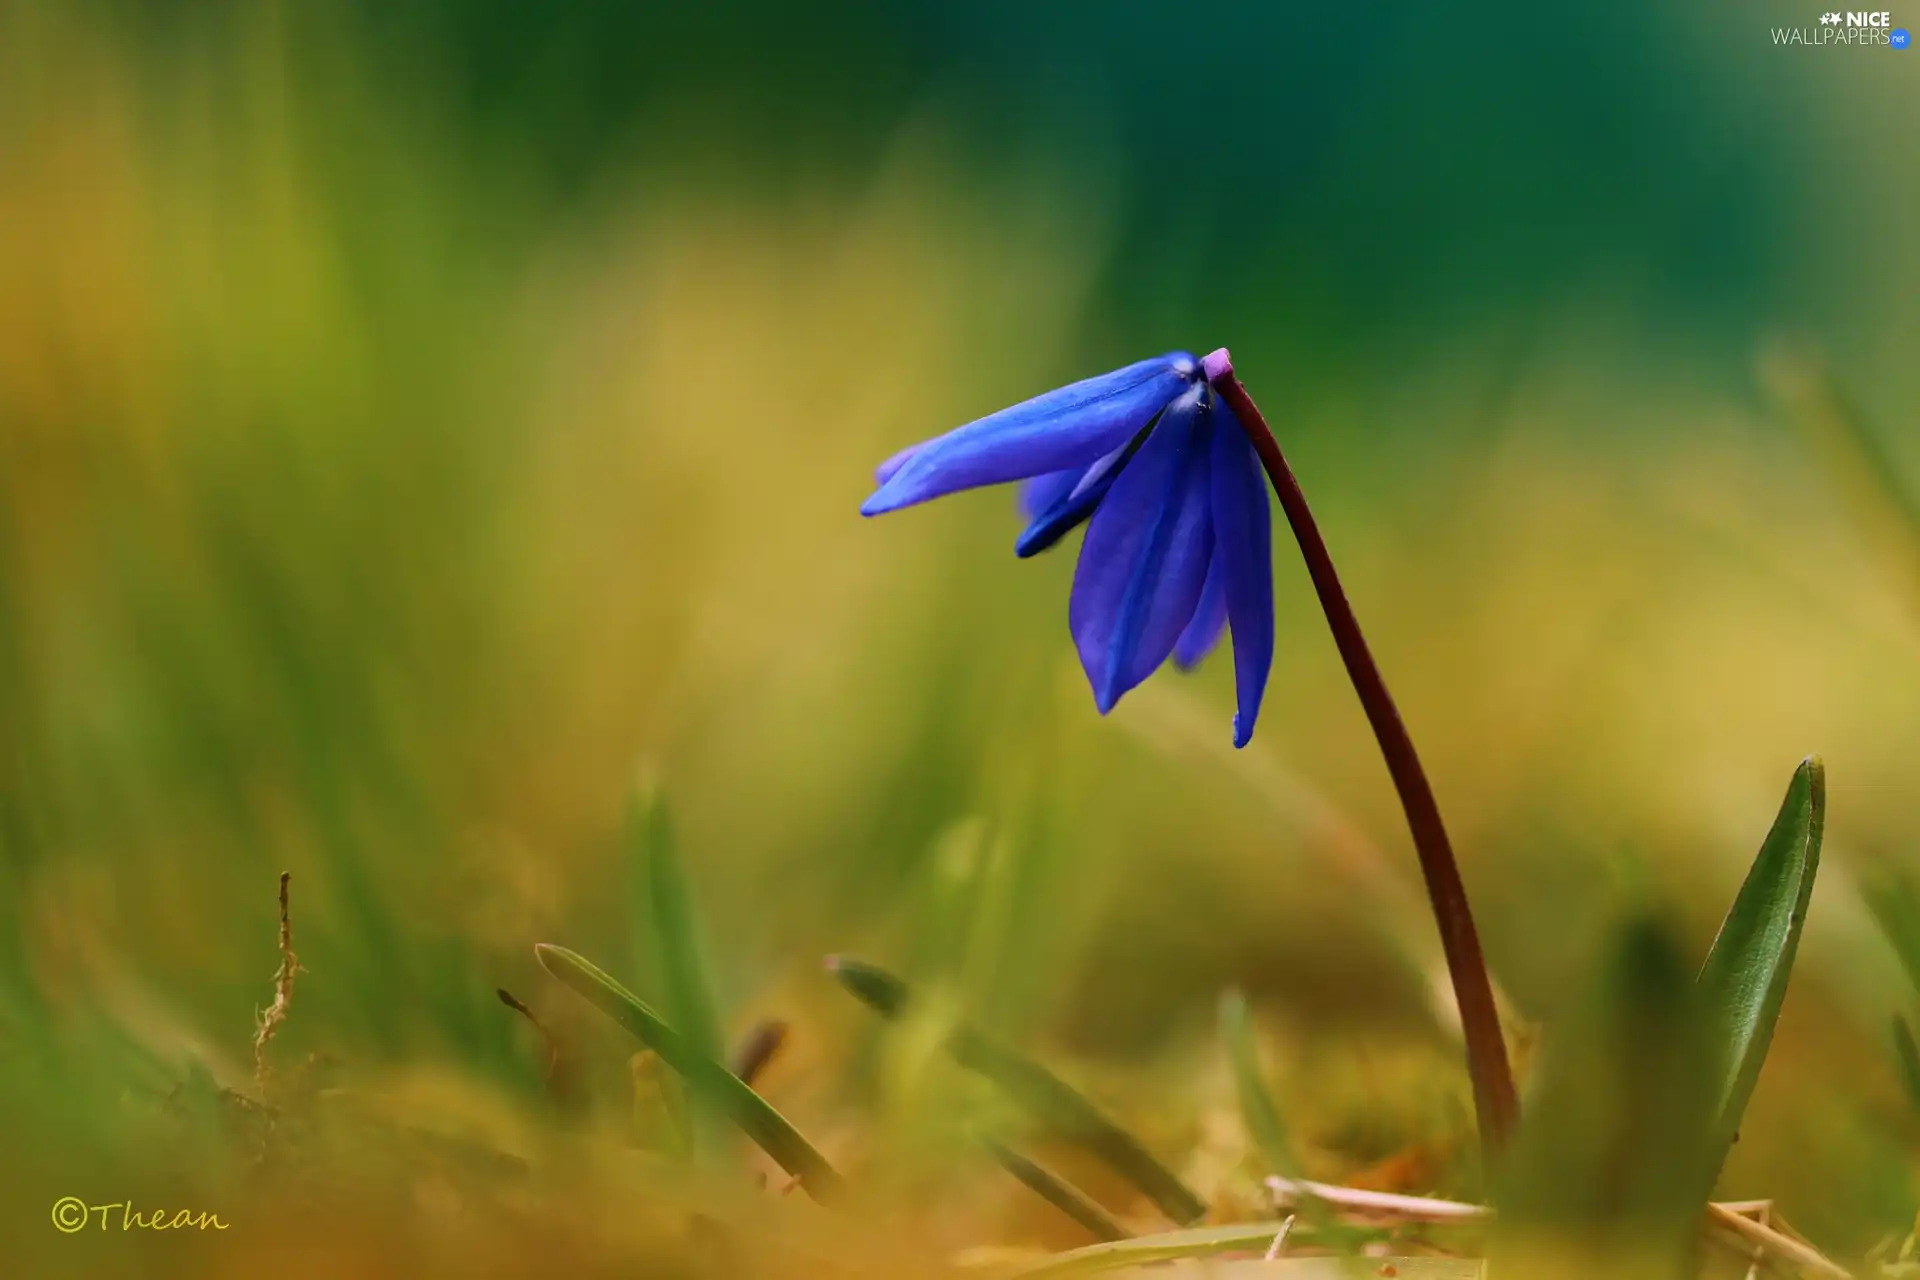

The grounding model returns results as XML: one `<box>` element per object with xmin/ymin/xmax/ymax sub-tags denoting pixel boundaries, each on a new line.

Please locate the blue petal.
<box><xmin>876</xmin><ymin>442</ymin><xmax>921</xmax><ymax>485</ymax></box>
<box><xmin>1013</xmin><ymin>431</ymin><xmax>1145</xmax><ymax>558</ymax></box>
<box><xmin>1068</xmin><ymin>385</ymin><xmax>1216</xmax><ymax>713</ymax></box>
<box><xmin>1019</xmin><ymin>469</ymin><xmax>1084</xmax><ymax>521</ymax></box>
<box><xmin>1172</xmin><ymin>552</ymin><xmax>1227</xmax><ymax>670</ymax></box>
<box><xmin>861</xmin><ymin>354</ymin><xmax>1196</xmax><ymax>516</ymax></box>
<box><xmin>1209</xmin><ymin>399</ymin><xmax>1274</xmax><ymax>747</ymax></box>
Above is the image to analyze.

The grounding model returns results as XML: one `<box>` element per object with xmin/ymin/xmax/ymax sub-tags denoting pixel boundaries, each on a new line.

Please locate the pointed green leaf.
<box><xmin>536</xmin><ymin>944</ymin><xmax>846</xmax><ymax>1205</ymax></box>
<box><xmin>827</xmin><ymin>956</ymin><xmax>1206</xmax><ymax>1225</ymax></box>
<box><xmin>1696</xmin><ymin>756</ymin><xmax>1824</xmax><ymax>1168</ymax></box>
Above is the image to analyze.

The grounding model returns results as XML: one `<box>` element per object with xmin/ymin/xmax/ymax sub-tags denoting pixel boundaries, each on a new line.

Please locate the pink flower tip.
<box><xmin>1201</xmin><ymin>348</ymin><xmax>1234</xmax><ymax>383</ymax></box>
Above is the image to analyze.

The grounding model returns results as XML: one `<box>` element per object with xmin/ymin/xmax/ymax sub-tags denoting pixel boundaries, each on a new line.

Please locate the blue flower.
<box><xmin>863</xmin><ymin>353</ymin><xmax>1274</xmax><ymax>746</ymax></box>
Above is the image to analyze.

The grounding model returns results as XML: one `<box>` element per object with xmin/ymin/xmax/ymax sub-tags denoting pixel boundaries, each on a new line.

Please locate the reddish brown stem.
<box><xmin>1204</xmin><ymin>347</ymin><xmax>1517</xmax><ymax>1154</ymax></box>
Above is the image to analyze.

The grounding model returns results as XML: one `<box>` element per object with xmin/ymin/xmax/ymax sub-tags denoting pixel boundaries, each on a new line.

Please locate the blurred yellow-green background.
<box><xmin>2</xmin><ymin>0</ymin><xmax>1918</xmax><ymax>1274</ymax></box>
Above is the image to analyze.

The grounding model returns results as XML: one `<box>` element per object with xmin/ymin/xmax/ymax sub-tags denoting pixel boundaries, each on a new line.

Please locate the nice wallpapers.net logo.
<box><xmin>1774</xmin><ymin>10</ymin><xmax>1912</xmax><ymax>46</ymax></box>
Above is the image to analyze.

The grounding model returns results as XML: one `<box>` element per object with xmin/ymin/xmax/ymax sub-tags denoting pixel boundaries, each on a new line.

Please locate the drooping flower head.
<box><xmin>862</xmin><ymin>353</ymin><xmax>1273</xmax><ymax>746</ymax></box>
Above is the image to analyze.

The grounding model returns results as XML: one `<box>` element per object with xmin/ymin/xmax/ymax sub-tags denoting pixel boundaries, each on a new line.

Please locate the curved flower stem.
<box><xmin>1203</xmin><ymin>347</ymin><xmax>1518</xmax><ymax>1154</ymax></box>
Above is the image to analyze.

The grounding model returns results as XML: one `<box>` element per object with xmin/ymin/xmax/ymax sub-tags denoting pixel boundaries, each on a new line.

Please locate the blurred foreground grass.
<box><xmin>3</xmin><ymin>5</ymin><xmax>1920</xmax><ymax>1277</ymax></box>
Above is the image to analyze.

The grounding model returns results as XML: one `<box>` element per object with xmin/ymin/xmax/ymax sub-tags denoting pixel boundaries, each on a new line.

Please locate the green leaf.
<box><xmin>632</xmin><ymin>777</ymin><xmax>729</xmax><ymax>1161</ymax></box>
<box><xmin>1696</xmin><ymin>756</ymin><xmax>1825</xmax><ymax>1169</ymax></box>
<box><xmin>1218</xmin><ymin>990</ymin><xmax>1297</xmax><ymax>1178</ymax></box>
<box><xmin>980</xmin><ymin>1135</ymin><xmax>1130</xmax><ymax>1242</ymax></box>
<box><xmin>535</xmin><ymin>944</ymin><xmax>847</xmax><ymax>1205</ymax></box>
<box><xmin>827</xmin><ymin>956</ymin><xmax>1206</xmax><ymax>1225</ymax></box>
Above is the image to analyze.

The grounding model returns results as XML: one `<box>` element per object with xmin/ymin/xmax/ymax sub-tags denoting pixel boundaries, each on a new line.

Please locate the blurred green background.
<box><xmin>2</xmin><ymin>0</ymin><xmax>1918</xmax><ymax>1273</ymax></box>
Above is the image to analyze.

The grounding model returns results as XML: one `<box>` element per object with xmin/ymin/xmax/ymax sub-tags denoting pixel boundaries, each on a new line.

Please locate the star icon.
<box><xmin>1821</xmin><ymin>11</ymin><xmax>1842</xmax><ymax>23</ymax></box>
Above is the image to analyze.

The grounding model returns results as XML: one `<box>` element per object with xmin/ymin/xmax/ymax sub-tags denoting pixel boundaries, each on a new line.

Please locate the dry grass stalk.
<box><xmin>1264</xmin><ymin>1216</ymin><xmax>1298</xmax><ymax>1260</ymax></box>
<box><xmin>1705</xmin><ymin>1202</ymin><xmax>1850</xmax><ymax>1280</ymax></box>
<box><xmin>253</xmin><ymin>871</ymin><xmax>302</xmax><ymax>1096</ymax></box>
<box><xmin>1268</xmin><ymin>1177</ymin><xmax>1490</xmax><ymax>1223</ymax></box>
<box><xmin>1266</xmin><ymin>1178</ymin><xmax>1851</xmax><ymax>1278</ymax></box>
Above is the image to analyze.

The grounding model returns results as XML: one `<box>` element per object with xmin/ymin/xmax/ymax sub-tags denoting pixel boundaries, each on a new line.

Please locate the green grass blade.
<box><xmin>1492</xmin><ymin>914</ymin><xmax>1724</xmax><ymax>1272</ymax></box>
<box><xmin>827</xmin><ymin>956</ymin><xmax>1206</xmax><ymax>1225</ymax></box>
<box><xmin>1760</xmin><ymin>341</ymin><xmax>1920</xmax><ymax>608</ymax></box>
<box><xmin>981</xmin><ymin>1135</ymin><xmax>1130</xmax><ymax>1242</ymax></box>
<box><xmin>1695</xmin><ymin>756</ymin><xmax>1824</xmax><ymax>1167</ymax></box>
<box><xmin>1893</xmin><ymin>1016</ymin><xmax>1920</xmax><ymax>1111</ymax></box>
<box><xmin>634</xmin><ymin>779</ymin><xmax>726</xmax><ymax>1068</ymax></box>
<box><xmin>632</xmin><ymin>778</ymin><xmax>729</xmax><ymax>1162</ymax></box>
<box><xmin>1862</xmin><ymin>871</ymin><xmax>1920</xmax><ymax>996</ymax></box>
<box><xmin>1218</xmin><ymin>989</ymin><xmax>1297</xmax><ymax>1178</ymax></box>
<box><xmin>536</xmin><ymin>944</ymin><xmax>847</xmax><ymax>1204</ymax></box>
<box><xmin>1005</xmin><ymin>1221</ymin><xmax>1294</xmax><ymax>1277</ymax></box>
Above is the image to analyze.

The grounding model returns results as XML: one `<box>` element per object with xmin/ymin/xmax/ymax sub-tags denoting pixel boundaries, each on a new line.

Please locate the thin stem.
<box><xmin>1203</xmin><ymin>348</ymin><xmax>1518</xmax><ymax>1154</ymax></box>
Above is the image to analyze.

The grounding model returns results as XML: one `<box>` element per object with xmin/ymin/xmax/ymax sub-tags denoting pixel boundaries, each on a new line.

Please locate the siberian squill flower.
<box><xmin>862</xmin><ymin>353</ymin><xmax>1273</xmax><ymax>746</ymax></box>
